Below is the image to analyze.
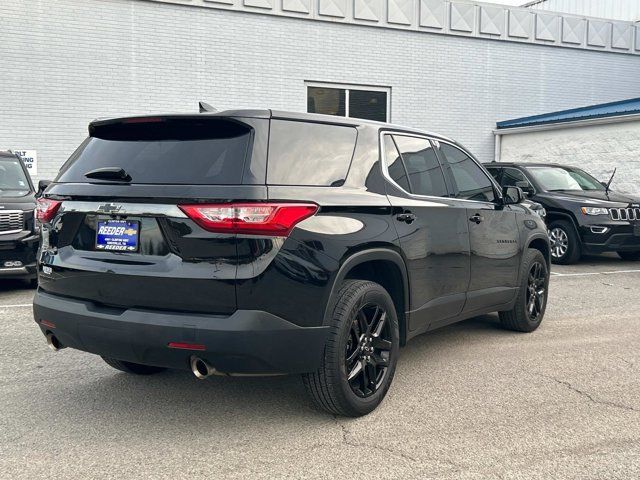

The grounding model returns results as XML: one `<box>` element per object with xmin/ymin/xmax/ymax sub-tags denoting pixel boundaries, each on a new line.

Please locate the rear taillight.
<box><xmin>36</xmin><ymin>198</ymin><xmax>62</xmax><ymax>223</ymax></box>
<box><xmin>179</xmin><ymin>203</ymin><xmax>318</xmax><ymax>236</ymax></box>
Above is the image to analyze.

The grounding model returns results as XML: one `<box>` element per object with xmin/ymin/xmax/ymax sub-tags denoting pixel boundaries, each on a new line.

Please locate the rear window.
<box><xmin>56</xmin><ymin>118</ymin><xmax>252</xmax><ymax>185</ymax></box>
<box><xmin>267</xmin><ymin>120</ymin><xmax>357</xmax><ymax>186</ymax></box>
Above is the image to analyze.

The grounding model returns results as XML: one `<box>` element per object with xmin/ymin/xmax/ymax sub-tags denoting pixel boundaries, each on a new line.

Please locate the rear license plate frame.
<box><xmin>95</xmin><ymin>219</ymin><xmax>140</xmax><ymax>252</ymax></box>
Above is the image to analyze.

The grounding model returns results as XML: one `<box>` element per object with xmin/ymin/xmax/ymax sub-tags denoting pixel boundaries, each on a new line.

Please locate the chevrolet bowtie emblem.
<box><xmin>97</xmin><ymin>203</ymin><xmax>123</xmax><ymax>214</ymax></box>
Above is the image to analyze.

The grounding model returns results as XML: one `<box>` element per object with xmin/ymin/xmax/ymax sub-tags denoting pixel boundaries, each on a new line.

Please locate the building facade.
<box><xmin>525</xmin><ymin>0</ymin><xmax>640</xmax><ymax>23</ymax></box>
<box><xmin>495</xmin><ymin>98</ymin><xmax>640</xmax><ymax>195</ymax></box>
<box><xmin>1</xmin><ymin>0</ymin><xmax>640</xmax><ymax>183</ymax></box>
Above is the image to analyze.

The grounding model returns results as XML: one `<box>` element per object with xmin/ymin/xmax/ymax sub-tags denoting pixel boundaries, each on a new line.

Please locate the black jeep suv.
<box><xmin>0</xmin><ymin>151</ymin><xmax>39</xmax><ymax>285</ymax></box>
<box><xmin>34</xmin><ymin>110</ymin><xmax>549</xmax><ymax>416</ymax></box>
<box><xmin>485</xmin><ymin>162</ymin><xmax>640</xmax><ymax>264</ymax></box>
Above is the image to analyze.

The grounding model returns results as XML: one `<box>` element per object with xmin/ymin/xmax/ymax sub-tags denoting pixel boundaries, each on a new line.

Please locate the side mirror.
<box><xmin>37</xmin><ymin>180</ymin><xmax>52</xmax><ymax>197</ymax></box>
<box><xmin>503</xmin><ymin>186</ymin><xmax>524</xmax><ymax>205</ymax></box>
<box><xmin>600</xmin><ymin>181</ymin><xmax>608</xmax><ymax>188</ymax></box>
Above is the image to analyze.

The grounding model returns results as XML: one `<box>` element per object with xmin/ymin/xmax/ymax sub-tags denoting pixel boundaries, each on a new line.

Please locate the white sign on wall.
<box><xmin>13</xmin><ymin>150</ymin><xmax>38</xmax><ymax>177</ymax></box>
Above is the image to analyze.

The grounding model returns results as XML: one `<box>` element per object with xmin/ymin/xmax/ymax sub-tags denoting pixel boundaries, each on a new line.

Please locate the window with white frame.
<box><xmin>306</xmin><ymin>82</ymin><xmax>390</xmax><ymax>122</ymax></box>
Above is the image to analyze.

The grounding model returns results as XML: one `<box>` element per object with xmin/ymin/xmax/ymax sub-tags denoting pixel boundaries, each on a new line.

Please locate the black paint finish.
<box><xmin>486</xmin><ymin>162</ymin><xmax>640</xmax><ymax>258</ymax></box>
<box><xmin>34</xmin><ymin>110</ymin><xmax>549</xmax><ymax>374</ymax></box>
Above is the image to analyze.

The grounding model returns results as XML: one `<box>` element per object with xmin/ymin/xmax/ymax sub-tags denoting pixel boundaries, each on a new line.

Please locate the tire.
<box><xmin>499</xmin><ymin>248</ymin><xmax>549</xmax><ymax>333</ymax></box>
<box><xmin>617</xmin><ymin>251</ymin><xmax>640</xmax><ymax>261</ymax></box>
<box><xmin>302</xmin><ymin>280</ymin><xmax>400</xmax><ymax>417</ymax></box>
<box><xmin>102</xmin><ymin>357</ymin><xmax>167</xmax><ymax>375</ymax></box>
<box><xmin>548</xmin><ymin>220</ymin><xmax>581</xmax><ymax>265</ymax></box>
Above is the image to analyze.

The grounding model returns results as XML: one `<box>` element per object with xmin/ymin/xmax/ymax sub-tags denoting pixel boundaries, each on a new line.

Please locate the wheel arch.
<box><xmin>526</xmin><ymin>234</ymin><xmax>551</xmax><ymax>268</ymax></box>
<box><xmin>546</xmin><ymin>210</ymin><xmax>581</xmax><ymax>243</ymax></box>
<box><xmin>324</xmin><ymin>249</ymin><xmax>410</xmax><ymax>346</ymax></box>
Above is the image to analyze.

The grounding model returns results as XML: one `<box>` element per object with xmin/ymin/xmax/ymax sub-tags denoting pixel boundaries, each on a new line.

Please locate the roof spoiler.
<box><xmin>199</xmin><ymin>102</ymin><xmax>217</xmax><ymax>113</ymax></box>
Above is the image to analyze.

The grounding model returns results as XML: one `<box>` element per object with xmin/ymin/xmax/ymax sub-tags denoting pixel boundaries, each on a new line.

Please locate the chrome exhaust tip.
<box><xmin>190</xmin><ymin>356</ymin><xmax>216</xmax><ymax>379</ymax></box>
<box><xmin>45</xmin><ymin>332</ymin><xmax>65</xmax><ymax>351</ymax></box>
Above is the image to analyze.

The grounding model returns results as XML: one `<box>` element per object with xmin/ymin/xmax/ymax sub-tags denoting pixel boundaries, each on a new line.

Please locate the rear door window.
<box><xmin>267</xmin><ymin>120</ymin><xmax>357</xmax><ymax>186</ymax></box>
<box><xmin>392</xmin><ymin>136</ymin><xmax>448</xmax><ymax>197</ymax></box>
<box><xmin>56</xmin><ymin>118</ymin><xmax>252</xmax><ymax>185</ymax></box>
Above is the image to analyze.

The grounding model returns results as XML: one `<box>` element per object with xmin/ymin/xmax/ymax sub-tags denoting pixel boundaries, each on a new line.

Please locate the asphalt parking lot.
<box><xmin>1</xmin><ymin>254</ymin><xmax>639</xmax><ymax>479</ymax></box>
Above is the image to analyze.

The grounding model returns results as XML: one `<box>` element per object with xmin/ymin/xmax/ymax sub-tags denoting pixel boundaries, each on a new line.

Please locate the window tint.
<box><xmin>486</xmin><ymin>167</ymin><xmax>501</xmax><ymax>182</ymax></box>
<box><xmin>307</xmin><ymin>85</ymin><xmax>389</xmax><ymax>122</ymax></box>
<box><xmin>56</xmin><ymin>118</ymin><xmax>251</xmax><ymax>185</ymax></box>
<box><xmin>307</xmin><ymin>87</ymin><xmax>346</xmax><ymax>117</ymax></box>
<box><xmin>267</xmin><ymin>120</ymin><xmax>356</xmax><ymax>186</ymax></box>
<box><xmin>349</xmin><ymin>90</ymin><xmax>387</xmax><ymax>122</ymax></box>
<box><xmin>501</xmin><ymin>168</ymin><xmax>528</xmax><ymax>187</ymax></box>
<box><xmin>383</xmin><ymin>135</ymin><xmax>410</xmax><ymax>192</ymax></box>
<box><xmin>439</xmin><ymin>144</ymin><xmax>495</xmax><ymax>202</ymax></box>
<box><xmin>393</xmin><ymin>136</ymin><xmax>447</xmax><ymax>197</ymax></box>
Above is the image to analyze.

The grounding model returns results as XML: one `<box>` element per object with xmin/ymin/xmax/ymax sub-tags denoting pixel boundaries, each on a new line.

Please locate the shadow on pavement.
<box><xmin>42</xmin><ymin>314</ymin><xmax>505</xmax><ymax>428</ymax></box>
<box><xmin>0</xmin><ymin>279</ymin><xmax>36</xmax><ymax>292</ymax></box>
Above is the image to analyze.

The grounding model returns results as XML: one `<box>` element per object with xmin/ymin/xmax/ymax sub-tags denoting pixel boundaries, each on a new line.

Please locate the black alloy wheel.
<box><xmin>303</xmin><ymin>280</ymin><xmax>400</xmax><ymax>417</ymax></box>
<box><xmin>345</xmin><ymin>304</ymin><xmax>393</xmax><ymax>398</ymax></box>
<box><xmin>500</xmin><ymin>248</ymin><xmax>549</xmax><ymax>332</ymax></box>
<box><xmin>525</xmin><ymin>261</ymin><xmax>546</xmax><ymax>322</ymax></box>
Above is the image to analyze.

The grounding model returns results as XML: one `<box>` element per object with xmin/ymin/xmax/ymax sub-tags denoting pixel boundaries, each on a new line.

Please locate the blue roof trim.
<box><xmin>496</xmin><ymin>97</ymin><xmax>640</xmax><ymax>129</ymax></box>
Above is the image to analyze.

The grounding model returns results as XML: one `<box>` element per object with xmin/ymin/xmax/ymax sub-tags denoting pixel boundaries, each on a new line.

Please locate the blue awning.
<box><xmin>496</xmin><ymin>97</ymin><xmax>640</xmax><ymax>129</ymax></box>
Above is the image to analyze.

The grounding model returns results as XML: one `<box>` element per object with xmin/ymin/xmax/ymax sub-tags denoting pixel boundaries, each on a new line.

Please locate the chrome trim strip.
<box><xmin>59</xmin><ymin>201</ymin><xmax>188</xmax><ymax>218</ymax></box>
<box><xmin>0</xmin><ymin>210</ymin><xmax>25</xmax><ymax>234</ymax></box>
<box><xmin>0</xmin><ymin>210</ymin><xmax>25</xmax><ymax>215</ymax></box>
<box><xmin>609</xmin><ymin>207</ymin><xmax>640</xmax><ymax>222</ymax></box>
<box><xmin>379</xmin><ymin>130</ymin><xmax>499</xmax><ymax>207</ymax></box>
<box><xmin>0</xmin><ymin>267</ymin><xmax>29</xmax><ymax>274</ymax></box>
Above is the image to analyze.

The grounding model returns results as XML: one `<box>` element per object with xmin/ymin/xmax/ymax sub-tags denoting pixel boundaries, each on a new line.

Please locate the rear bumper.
<box><xmin>33</xmin><ymin>290</ymin><xmax>329</xmax><ymax>375</ymax></box>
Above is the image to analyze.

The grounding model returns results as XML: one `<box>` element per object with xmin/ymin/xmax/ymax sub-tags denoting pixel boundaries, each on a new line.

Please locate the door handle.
<box><xmin>396</xmin><ymin>212</ymin><xmax>416</xmax><ymax>224</ymax></box>
<box><xmin>469</xmin><ymin>214</ymin><xmax>484</xmax><ymax>224</ymax></box>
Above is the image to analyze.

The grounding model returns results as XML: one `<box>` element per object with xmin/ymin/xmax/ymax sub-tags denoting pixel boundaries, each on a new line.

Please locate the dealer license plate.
<box><xmin>95</xmin><ymin>220</ymin><xmax>139</xmax><ymax>252</ymax></box>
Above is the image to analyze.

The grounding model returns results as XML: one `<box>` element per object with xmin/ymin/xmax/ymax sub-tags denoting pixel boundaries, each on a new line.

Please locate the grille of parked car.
<box><xmin>0</xmin><ymin>210</ymin><xmax>24</xmax><ymax>234</ymax></box>
<box><xmin>609</xmin><ymin>207</ymin><xmax>640</xmax><ymax>221</ymax></box>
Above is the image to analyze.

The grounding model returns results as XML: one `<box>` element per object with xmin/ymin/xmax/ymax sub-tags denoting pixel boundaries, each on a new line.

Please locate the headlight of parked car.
<box><xmin>581</xmin><ymin>207</ymin><xmax>609</xmax><ymax>216</ymax></box>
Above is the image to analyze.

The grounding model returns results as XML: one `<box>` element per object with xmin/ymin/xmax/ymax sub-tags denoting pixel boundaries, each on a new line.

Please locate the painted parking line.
<box><xmin>0</xmin><ymin>304</ymin><xmax>32</xmax><ymax>308</ymax></box>
<box><xmin>551</xmin><ymin>269</ymin><xmax>640</xmax><ymax>277</ymax></box>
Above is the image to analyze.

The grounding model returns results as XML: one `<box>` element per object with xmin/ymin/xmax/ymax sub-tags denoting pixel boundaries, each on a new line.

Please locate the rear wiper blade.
<box><xmin>84</xmin><ymin>167</ymin><xmax>132</xmax><ymax>182</ymax></box>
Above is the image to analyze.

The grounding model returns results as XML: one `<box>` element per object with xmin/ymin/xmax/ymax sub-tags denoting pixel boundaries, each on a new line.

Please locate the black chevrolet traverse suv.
<box><xmin>0</xmin><ymin>151</ymin><xmax>39</xmax><ymax>285</ymax></box>
<box><xmin>486</xmin><ymin>162</ymin><xmax>640</xmax><ymax>264</ymax></box>
<box><xmin>34</xmin><ymin>110</ymin><xmax>550</xmax><ymax>416</ymax></box>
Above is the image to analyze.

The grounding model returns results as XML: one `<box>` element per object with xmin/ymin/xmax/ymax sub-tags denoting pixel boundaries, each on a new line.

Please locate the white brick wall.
<box><xmin>499</xmin><ymin>120</ymin><xmax>640</xmax><ymax>196</ymax></box>
<box><xmin>1</xmin><ymin>0</ymin><xmax>640</xmax><ymax>183</ymax></box>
